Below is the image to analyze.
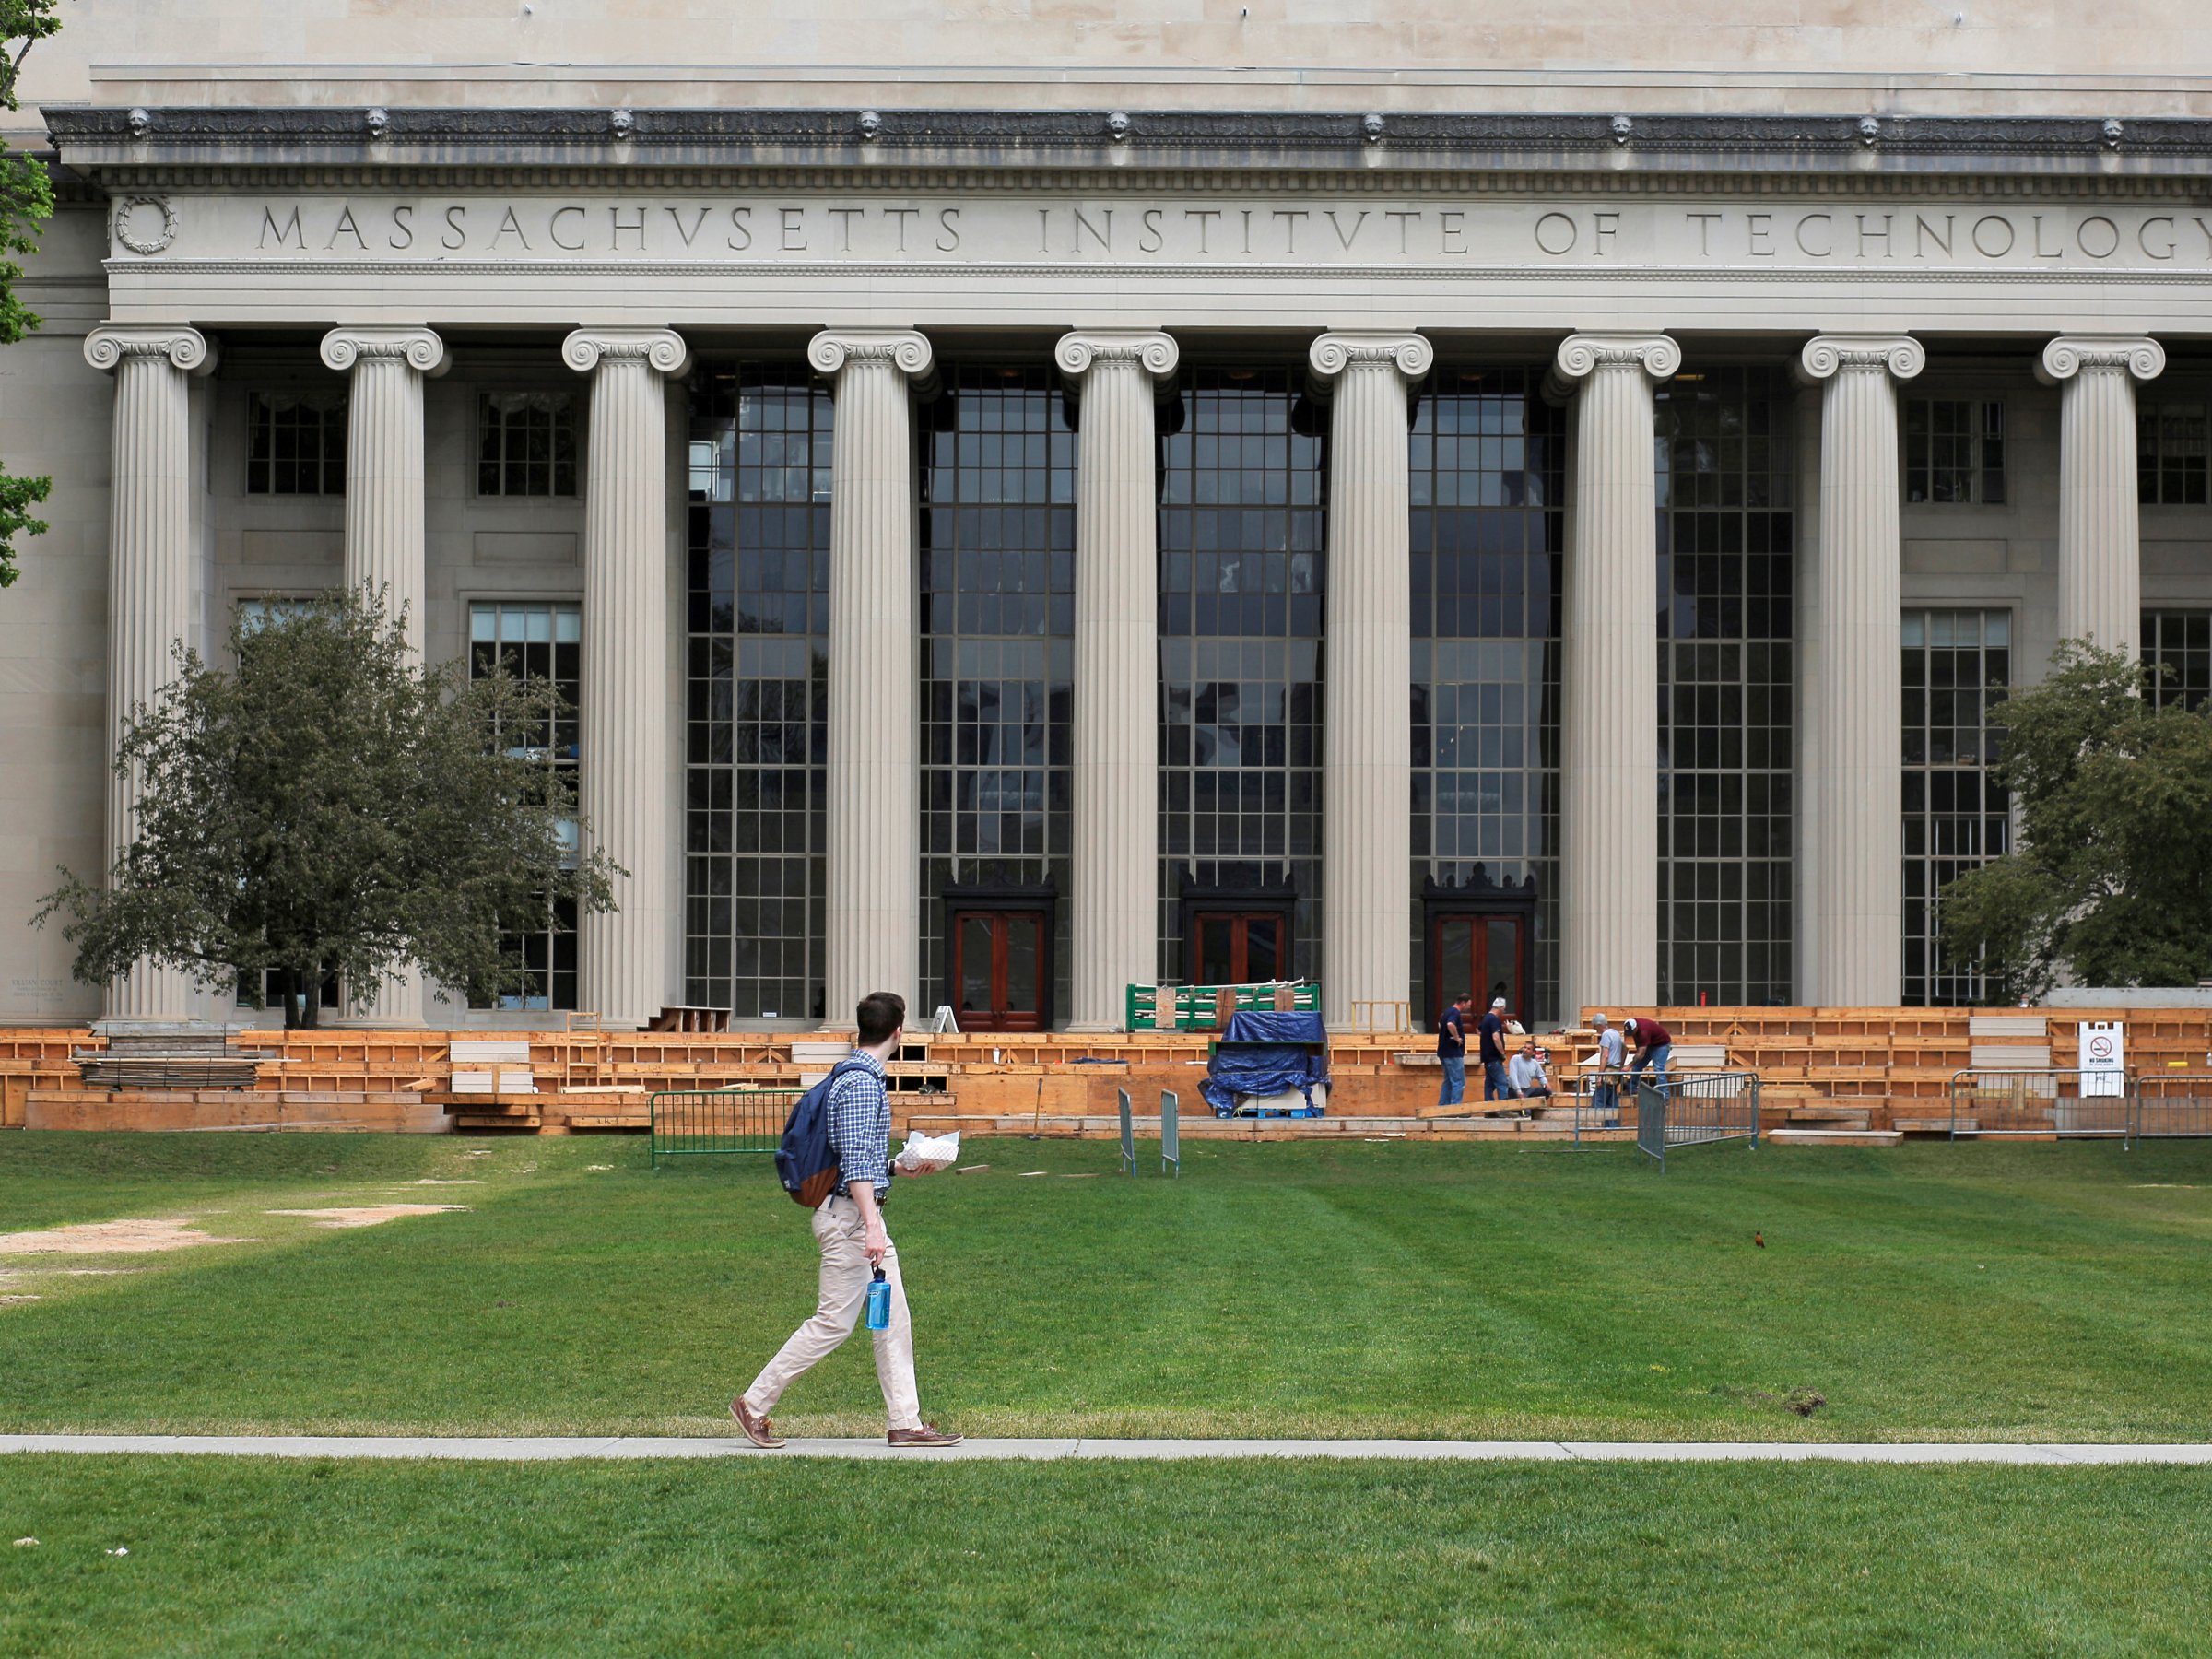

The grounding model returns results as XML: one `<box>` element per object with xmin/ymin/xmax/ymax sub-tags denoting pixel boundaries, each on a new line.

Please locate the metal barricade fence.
<box><xmin>1570</xmin><ymin>1066</ymin><xmax>1631</xmax><ymax>1147</ymax></box>
<box><xmin>1120</xmin><ymin>1087</ymin><xmax>1182</xmax><ymax>1176</ymax></box>
<box><xmin>1640</xmin><ymin>1070</ymin><xmax>1762</xmax><ymax>1169</ymax></box>
<box><xmin>2130</xmin><ymin>1073</ymin><xmax>2212</xmax><ymax>1141</ymax></box>
<box><xmin>1947</xmin><ymin>1069</ymin><xmax>2133</xmax><ymax>1142</ymax></box>
<box><xmin>649</xmin><ymin>1087</ymin><xmax>796</xmax><ymax>1169</ymax></box>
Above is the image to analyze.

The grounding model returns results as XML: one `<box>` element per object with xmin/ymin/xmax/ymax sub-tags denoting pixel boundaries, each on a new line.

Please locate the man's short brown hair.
<box><xmin>856</xmin><ymin>991</ymin><xmax>907</xmax><ymax>1046</ymax></box>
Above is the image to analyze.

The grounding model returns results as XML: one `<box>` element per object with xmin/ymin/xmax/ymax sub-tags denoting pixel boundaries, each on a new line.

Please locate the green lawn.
<box><xmin>3</xmin><ymin>1456</ymin><xmax>2207</xmax><ymax>1656</ymax></box>
<box><xmin>3</xmin><ymin>1132</ymin><xmax>2211</xmax><ymax>1441</ymax></box>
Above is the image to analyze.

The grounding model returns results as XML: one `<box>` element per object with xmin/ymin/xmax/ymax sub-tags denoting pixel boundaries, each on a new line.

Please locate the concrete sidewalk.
<box><xmin>5</xmin><ymin>1434</ymin><xmax>2209</xmax><ymax>1465</ymax></box>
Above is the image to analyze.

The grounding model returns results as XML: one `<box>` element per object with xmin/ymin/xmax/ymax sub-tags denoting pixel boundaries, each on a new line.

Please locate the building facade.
<box><xmin>3</xmin><ymin>6</ymin><xmax>2210</xmax><ymax>1030</ymax></box>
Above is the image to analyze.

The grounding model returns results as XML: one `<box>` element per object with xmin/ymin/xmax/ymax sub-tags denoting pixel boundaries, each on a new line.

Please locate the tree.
<box><xmin>1937</xmin><ymin>640</ymin><xmax>2212</xmax><ymax>1003</ymax></box>
<box><xmin>0</xmin><ymin>1</ymin><xmax>61</xmax><ymax>589</ymax></box>
<box><xmin>35</xmin><ymin>589</ymin><xmax>621</xmax><ymax>1026</ymax></box>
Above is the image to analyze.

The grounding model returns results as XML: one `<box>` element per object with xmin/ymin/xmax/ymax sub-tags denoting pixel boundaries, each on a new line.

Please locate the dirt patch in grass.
<box><xmin>264</xmin><ymin>1206</ymin><xmax>471</xmax><ymax>1230</ymax></box>
<box><xmin>0</xmin><ymin>1219</ymin><xmax>245</xmax><ymax>1255</ymax></box>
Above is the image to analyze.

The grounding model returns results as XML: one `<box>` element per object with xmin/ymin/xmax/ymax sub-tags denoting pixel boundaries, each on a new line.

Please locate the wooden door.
<box><xmin>950</xmin><ymin>910</ymin><xmax>1047</xmax><ymax>1031</ymax></box>
<box><xmin>1430</xmin><ymin>912</ymin><xmax>1528</xmax><ymax>1029</ymax></box>
<box><xmin>1189</xmin><ymin>910</ymin><xmax>1288</xmax><ymax>987</ymax></box>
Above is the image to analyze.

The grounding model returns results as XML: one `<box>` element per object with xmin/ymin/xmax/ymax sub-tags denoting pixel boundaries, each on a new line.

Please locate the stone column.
<box><xmin>1055</xmin><ymin>330</ymin><xmax>1179</xmax><ymax>1030</ymax></box>
<box><xmin>1547</xmin><ymin>335</ymin><xmax>1678</xmax><ymax>1022</ymax></box>
<box><xmin>809</xmin><ymin>330</ymin><xmax>935</xmax><ymax>1023</ymax></box>
<box><xmin>84</xmin><ymin>324</ymin><xmax>218</xmax><ymax>1021</ymax></box>
<box><xmin>2038</xmin><ymin>336</ymin><xmax>2166</xmax><ymax>659</ymax></box>
<box><xmin>1798</xmin><ymin>335</ymin><xmax>1925</xmax><ymax>1007</ymax></box>
<box><xmin>564</xmin><ymin>328</ymin><xmax>693</xmax><ymax>1028</ymax></box>
<box><xmin>322</xmin><ymin>326</ymin><xmax>447</xmax><ymax>1024</ymax></box>
<box><xmin>1309</xmin><ymin>333</ymin><xmax>1433</xmax><ymax>1030</ymax></box>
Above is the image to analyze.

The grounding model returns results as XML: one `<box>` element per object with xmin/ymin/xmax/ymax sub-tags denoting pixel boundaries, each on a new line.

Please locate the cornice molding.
<box><xmin>2036</xmin><ymin>335</ymin><xmax>2167</xmax><ymax>384</ymax></box>
<box><xmin>560</xmin><ymin>327</ymin><xmax>690</xmax><ymax>377</ymax></box>
<box><xmin>57</xmin><ymin>164</ymin><xmax>2212</xmax><ymax>206</ymax></box>
<box><xmin>83</xmin><ymin>324</ymin><xmax>217</xmax><ymax>375</ymax></box>
<box><xmin>319</xmin><ymin>324</ymin><xmax>447</xmax><ymax>376</ymax></box>
<box><xmin>1798</xmin><ymin>334</ymin><xmax>1927</xmax><ymax>382</ymax></box>
<box><xmin>43</xmin><ymin>106</ymin><xmax>2212</xmax><ymax>187</ymax></box>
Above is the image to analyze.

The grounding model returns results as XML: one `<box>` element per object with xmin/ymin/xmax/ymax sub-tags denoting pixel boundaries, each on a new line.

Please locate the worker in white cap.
<box><xmin>1478</xmin><ymin>995</ymin><xmax>1512</xmax><ymax>1101</ymax></box>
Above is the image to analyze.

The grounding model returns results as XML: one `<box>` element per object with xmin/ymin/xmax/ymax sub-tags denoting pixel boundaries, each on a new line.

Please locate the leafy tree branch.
<box><xmin>35</xmin><ymin>588</ymin><xmax>622</xmax><ymax>1027</ymax></box>
<box><xmin>1938</xmin><ymin>640</ymin><xmax>2212</xmax><ymax>1002</ymax></box>
<box><xmin>0</xmin><ymin>0</ymin><xmax>62</xmax><ymax>589</ymax></box>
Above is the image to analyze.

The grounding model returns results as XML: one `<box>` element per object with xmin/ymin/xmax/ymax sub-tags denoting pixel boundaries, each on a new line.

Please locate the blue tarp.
<box><xmin>1203</xmin><ymin>1010</ymin><xmax>1330</xmax><ymax>1116</ymax></box>
<box><xmin>1220</xmin><ymin>1010</ymin><xmax>1328</xmax><ymax>1046</ymax></box>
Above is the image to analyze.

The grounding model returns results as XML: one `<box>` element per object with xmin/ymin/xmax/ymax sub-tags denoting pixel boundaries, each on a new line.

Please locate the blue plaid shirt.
<box><xmin>827</xmin><ymin>1050</ymin><xmax>892</xmax><ymax>1199</ymax></box>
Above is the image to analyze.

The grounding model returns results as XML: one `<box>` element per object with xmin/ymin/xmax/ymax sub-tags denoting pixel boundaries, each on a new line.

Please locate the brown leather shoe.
<box><xmin>887</xmin><ymin>1423</ymin><xmax>964</xmax><ymax>1447</ymax></box>
<box><xmin>730</xmin><ymin>1397</ymin><xmax>785</xmax><ymax>1449</ymax></box>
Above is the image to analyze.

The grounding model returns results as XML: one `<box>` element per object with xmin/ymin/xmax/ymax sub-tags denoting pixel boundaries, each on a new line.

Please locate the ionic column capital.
<box><xmin>1055</xmin><ymin>329</ymin><xmax>1179</xmax><ymax>386</ymax></box>
<box><xmin>2037</xmin><ymin>335</ymin><xmax>2166</xmax><ymax>386</ymax></box>
<box><xmin>1546</xmin><ymin>334</ymin><xmax>1679</xmax><ymax>404</ymax></box>
<box><xmin>807</xmin><ymin>328</ymin><xmax>935</xmax><ymax>394</ymax></box>
<box><xmin>1307</xmin><ymin>331</ymin><xmax>1433</xmax><ymax>390</ymax></box>
<box><xmin>1797</xmin><ymin>335</ymin><xmax>1925</xmax><ymax>384</ymax></box>
<box><xmin>561</xmin><ymin>326</ymin><xmax>691</xmax><ymax>379</ymax></box>
<box><xmin>320</xmin><ymin>325</ymin><xmax>448</xmax><ymax>377</ymax></box>
<box><xmin>84</xmin><ymin>324</ymin><xmax>217</xmax><ymax>377</ymax></box>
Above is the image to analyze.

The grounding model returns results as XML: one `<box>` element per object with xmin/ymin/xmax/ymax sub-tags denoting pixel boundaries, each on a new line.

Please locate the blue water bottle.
<box><xmin>865</xmin><ymin>1266</ymin><xmax>891</xmax><ymax>1332</ymax></box>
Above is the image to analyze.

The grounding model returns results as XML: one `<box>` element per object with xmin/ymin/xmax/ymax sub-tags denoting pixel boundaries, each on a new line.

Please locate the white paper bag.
<box><xmin>894</xmin><ymin>1129</ymin><xmax>961</xmax><ymax>1174</ymax></box>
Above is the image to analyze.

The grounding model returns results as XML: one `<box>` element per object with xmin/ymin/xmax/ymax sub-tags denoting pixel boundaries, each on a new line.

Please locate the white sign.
<box><xmin>2079</xmin><ymin>1021</ymin><xmax>2126</xmax><ymax>1099</ymax></box>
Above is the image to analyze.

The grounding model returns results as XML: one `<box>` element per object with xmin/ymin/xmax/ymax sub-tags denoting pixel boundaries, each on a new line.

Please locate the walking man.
<box><xmin>1478</xmin><ymin>995</ymin><xmax>1512</xmax><ymax>1102</ymax></box>
<box><xmin>1436</xmin><ymin>991</ymin><xmax>1472</xmax><ymax>1106</ymax></box>
<box><xmin>1624</xmin><ymin>1014</ymin><xmax>1675</xmax><ymax>1093</ymax></box>
<box><xmin>731</xmin><ymin>991</ymin><xmax>962</xmax><ymax>1450</ymax></box>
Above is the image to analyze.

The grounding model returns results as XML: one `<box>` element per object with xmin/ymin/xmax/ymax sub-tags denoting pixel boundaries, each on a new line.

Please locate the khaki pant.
<box><xmin>742</xmin><ymin>1193</ymin><xmax>922</xmax><ymax>1432</ymax></box>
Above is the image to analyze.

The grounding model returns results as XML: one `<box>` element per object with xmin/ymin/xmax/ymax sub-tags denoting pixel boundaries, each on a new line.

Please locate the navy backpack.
<box><xmin>775</xmin><ymin>1059</ymin><xmax>874</xmax><ymax>1207</ymax></box>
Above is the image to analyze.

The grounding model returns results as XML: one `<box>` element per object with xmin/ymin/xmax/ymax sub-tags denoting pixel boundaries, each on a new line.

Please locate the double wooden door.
<box><xmin>950</xmin><ymin>909</ymin><xmax>1047</xmax><ymax>1032</ymax></box>
<box><xmin>1430</xmin><ymin>912</ymin><xmax>1529</xmax><ymax>1029</ymax></box>
<box><xmin>1189</xmin><ymin>910</ymin><xmax>1287</xmax><ymax>987</ymax></box>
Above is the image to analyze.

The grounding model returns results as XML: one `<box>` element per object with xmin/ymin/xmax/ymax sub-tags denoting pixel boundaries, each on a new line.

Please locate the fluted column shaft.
<box><xmin>322</xmin><ymin>327</ymin><xmax>446</xmax><ymax>1022</ymax></box>
<box><xmin>1311</xmin><ymin>333</ymin><xmax>1432</xmax><ymax>1029</ymax></box>
<box><xmin>812</xmin><ymin>330</ymin><xmax>935</xmax><ymax>1022</ymax></box>
<box><xmin>565</xmin><ymin>328</ymin><xmax>692</xmax><ymax>1028</ymax></box>
<box><xmin>1799</xmin><ymin>335</ymin><xmax>1924</xmax><ymax>1006</ymax></box>
<box><xmin>1549</xmin><ymin>335</ymin><xmax>1679</xmax><ymax>1021</ymax></box>
<box><xmin>86</xmin><ymin>325</ymin><xmax>217</xmax><ymax>1021</ymax></box>
<box><xmin>2039</xmin><ymin>336</ymin><xmax>2166</xmax><ymax>658</ymax></box>
<box><xmin>1058</xmin><ymin>332</ymin><xmax>1178</xmax><ymax>1030</ymax></box>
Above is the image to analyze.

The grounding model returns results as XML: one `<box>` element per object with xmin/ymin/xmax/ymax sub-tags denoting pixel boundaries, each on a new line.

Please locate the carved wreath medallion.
<box><xmin>112</xmin><ymin>194</ymin><xmax>178</xmax><ymax>256</ymax></box>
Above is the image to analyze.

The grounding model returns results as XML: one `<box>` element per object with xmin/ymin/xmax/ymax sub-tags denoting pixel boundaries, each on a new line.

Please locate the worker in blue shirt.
<box><xmin>1435</xmin><ymin>992</ymin><xmax>1472</xmax><ymax>1105</ymax></box>
<box><xmin>1478</xmin><ymin>995</ymin><xmax>1512</xmax><ymax>1101</ymax></box>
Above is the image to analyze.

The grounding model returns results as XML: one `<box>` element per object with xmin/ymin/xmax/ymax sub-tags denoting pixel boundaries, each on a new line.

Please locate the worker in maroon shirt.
<box><xmin>1623</xmin><ymin>1016</ymin><xmax>1674</xmax><ymax>1090</ymax></box>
